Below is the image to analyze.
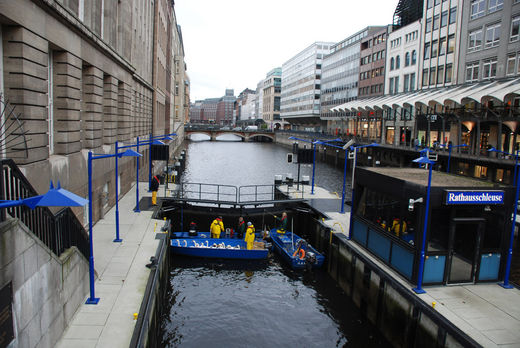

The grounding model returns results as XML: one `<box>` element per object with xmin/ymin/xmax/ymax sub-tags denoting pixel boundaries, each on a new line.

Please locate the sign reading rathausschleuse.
<box><xmin>445</xmin><ymin>191</ymin><xmax>504</xmax><ymax>205</ymax></box>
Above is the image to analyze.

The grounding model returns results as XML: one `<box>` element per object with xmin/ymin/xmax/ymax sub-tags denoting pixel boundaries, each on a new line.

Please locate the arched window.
<box><xmin>405</xmin><ymin>52</ymin><xmax>410</xmax><ymax>66</ymax></box>
<box><xmin>411</xmin><ymin>50</ymin><xmax>417</xmax><ymax>65</ymax></box>
<box><xmin>396</xmin><ymin>55</ymin><xmax>401</xmax><ymax>69</ymax></box>
<box><xmin>390</xmin><ymin>57</ymin><xmax>395</xmax><ymax>70</ymax></box>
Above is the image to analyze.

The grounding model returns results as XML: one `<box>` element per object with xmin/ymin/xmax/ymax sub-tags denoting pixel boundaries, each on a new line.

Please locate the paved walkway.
<box><xmin>57</xmin><ymin>182</ymin><xmax>164</xmax><ymax>348</ymax></box>
<box><xmin>283</xmin><ymin>184</ymin><xmax>520</xmax><ymax>348</ymax></box>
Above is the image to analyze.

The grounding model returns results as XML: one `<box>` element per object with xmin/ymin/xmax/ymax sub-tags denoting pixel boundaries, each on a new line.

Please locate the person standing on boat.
<box><xmin>237</xmin><ymin>216</ymin><xmax>246</xmax><ymax>239</ymax></box>
<box><xmin>210</xmin><ymin>216</ymin><xmax>225</xmax><ymax>239</ymax></box>
<box><xmin>274</xmin><ymin>212</ymin><xmax>288</xmax><ymax>232</ymax></box>
<box><xmin>245</xmin><ymin>222</ymin><xmax>255</xmax><ymax>250</ymax></box>
<box><xmin>150</xmin><ymin>175</ymin><xmax>160</xmax><ymax>206</ymax></box>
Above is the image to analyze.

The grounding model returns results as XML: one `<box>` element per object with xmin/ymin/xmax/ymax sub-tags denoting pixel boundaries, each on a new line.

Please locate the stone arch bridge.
<box><xmin>184</xmin><ymin>128</ymin><xmax>275</xmax><ymax>142</ymax></box>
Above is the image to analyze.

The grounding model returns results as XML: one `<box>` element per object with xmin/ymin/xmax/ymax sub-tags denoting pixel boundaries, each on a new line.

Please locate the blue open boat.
<box><xmin>171</xmin><ymin>231</ymin><xmax>211</xmax><ymax>238</ymax></box>
<box><xmin>170</xmin><ymin>238</ymin><xmax>268</xmax><ymax>260</ymax></box>
<box><xmin>270</xmin><ymin>229</ymin><xmax>324</xmax><ymax>269</ymax></box>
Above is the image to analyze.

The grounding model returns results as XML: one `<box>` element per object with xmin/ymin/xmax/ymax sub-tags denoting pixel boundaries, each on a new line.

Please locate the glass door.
<box><xmin>447</xmin><ymin>218</ymin><xmax>483</xmax><ymax>284</ymax></box>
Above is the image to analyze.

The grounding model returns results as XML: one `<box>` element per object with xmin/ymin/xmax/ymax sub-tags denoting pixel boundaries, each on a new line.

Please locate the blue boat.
<box><xmin>170</xmin><ymin>238</ymin><xmax>268</xmax><ymax>260</ymax></box>
<box><xmin>171</xmin><ymin>231</ymin><xmax>211</xmax><ymax>238</ymax></box>
<box><xmin>270</xmin><ymin>229</ymin><xmax>325</xmax><ymax>269</ymax></box>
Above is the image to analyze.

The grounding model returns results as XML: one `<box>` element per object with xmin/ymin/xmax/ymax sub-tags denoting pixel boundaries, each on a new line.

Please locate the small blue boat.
<box><xmin>170</xmin><ymin>238</ymin><xmax>268</xmax><ymax>260</ymax></box>
<box><xmin>171</xmin><ymin>231</ymin><xmax>212</xmax><ymax>238</ymax></box>
<box><xmin>270</xmin><ymin>229</ymin><xmax>324</xmax><ymax>269</ymax></box>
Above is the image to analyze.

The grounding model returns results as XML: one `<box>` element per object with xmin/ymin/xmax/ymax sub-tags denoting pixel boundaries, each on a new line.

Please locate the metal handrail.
<box><xmin>238</xmin><ymin>185</ymin><xmax>276</xmax><ymax>203</ymax></box>
<box><xmin>180</xmin><ymin>183</ymin><xmax>237</xmax><ymax>203</ymax></box>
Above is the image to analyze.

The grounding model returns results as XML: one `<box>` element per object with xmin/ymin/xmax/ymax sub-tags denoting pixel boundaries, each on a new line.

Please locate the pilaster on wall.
<box><xmin>3</xmin><ymin>26</ymin><xmax>49</xmax><ymax>163</ymax></box>
<box><xmin>81</xmin><ymin>66</ymin><xmax>103</xmax><ymax>149</ymax></box>
<box><xmin>103</xmin><ymin>75</ymin><xmax>118</xmax><ymax>144</ymax></box>
<box><xmin>53</xmin><ymin>51</ymin><xmax>82</xmax><ymax>155</ymax></box>
<box><xmin>118</xmin><ymin>81</ymin><xmax>132</xmax><ymax>142</ymax></box>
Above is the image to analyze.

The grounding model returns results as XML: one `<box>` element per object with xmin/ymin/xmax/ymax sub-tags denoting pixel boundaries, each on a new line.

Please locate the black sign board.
<box><xmin>0</xmin><ymin>282</ymin><xmax>14</xmax><ymax>348</ymax></box>
<box><xmin>297</xmin><ymin>149</ymin><xmax>314</xmax><ymax>164</ymax></box>
<box><xmin>151</xmin><ymin>144</ymin><xmax>169</xmax><ymax>161</ymax></box>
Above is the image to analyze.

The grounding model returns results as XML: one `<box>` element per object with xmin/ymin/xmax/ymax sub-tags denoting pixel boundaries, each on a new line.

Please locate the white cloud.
<box><xmin>176</xmin><ymin>0</ymin><xmax>400</xmax><ymax>100</ymax></box>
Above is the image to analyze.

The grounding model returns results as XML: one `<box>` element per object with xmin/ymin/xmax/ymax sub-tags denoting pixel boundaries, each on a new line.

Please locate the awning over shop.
<box><xmin>331</xmin><ymin>78</ymin><xmax>520</xmax><ymax>113</ymax></box>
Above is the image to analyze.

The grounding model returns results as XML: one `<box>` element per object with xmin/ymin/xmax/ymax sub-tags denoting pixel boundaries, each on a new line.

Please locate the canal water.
<box><xmin>160</xmin><ymin>135</ymin><xmax>389</xmax><ymax>347</ymax></box>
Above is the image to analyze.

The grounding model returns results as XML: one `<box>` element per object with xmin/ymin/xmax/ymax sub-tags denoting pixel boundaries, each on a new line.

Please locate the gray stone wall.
<box><xmin>0</xmin><ymin>218</ymin><xmax>89</xmax><ymax>348</ymax></box>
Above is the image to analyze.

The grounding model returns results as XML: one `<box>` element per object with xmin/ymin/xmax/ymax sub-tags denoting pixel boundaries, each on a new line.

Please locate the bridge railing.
<box><xmin>238</xmin><ymin>185</ymin><xmax>275</xmax><ymax>203</ymax></box>
<box><xmin>180</xmin><ymin>183</ymin><xmax>237</xmax><ymax>203</ymax></box>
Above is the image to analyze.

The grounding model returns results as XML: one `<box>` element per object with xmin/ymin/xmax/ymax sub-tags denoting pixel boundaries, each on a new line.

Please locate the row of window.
<box><xmin>424</xmin><ymin>34</ymin><xmax>455</xmax><ymax>60</ymax></box>
<box><xmin>422</xmin><ymin>64</ymin><xmax>454</xmax><ymax>86</ymax></box>
<box><xmin>506</xmin><ymin>52</ymin><xmax>520</xmax><ymax>76</ymax></box>
<box><xmin>466</xmin><ymin>58</ymin><xmax>498</xmax><ymax>82</ymax></box>
<box><xmin>359</xmin><ymin>84</ymin><xmax>384</xmax><ymax>96</ymax></box>
<box><xmin>388</xmin><ymin>73</ymin><xmax>416</xmax><ymax>95</ymax></box>
<box><xmin>425</xmin><ymin>7</ymin><xmax>457</xmax><ymax>34</ymax></box>
<box><xmin>363</xmin><ymin>33</ymin><xmax>387</xmax><ymax>49</ymax></box>
<box><xmin>390</xmin><ymin>50</ymin><xmax>417</xmax><ymax>71</ymax></box>
<box><xmin>426</xmin><ymin>0</ymin><xmax>449</xmax><ymax>9</ymax></box>
<box><xmin>390</xmin><ymin>37</ymin><xmax>401</xmax><ymax>48</ymax></box>
<box><xmin>360</xmin><ymin>49</ymin><xmax>386</xmax><ymax>65</ymax></box>
<box><xmin>405</xmin><ymin>31</ymin><xmax>418</xmax><ymax>43</ymax></box>
<box><xmin>360</xmin><ymin>67</ymin><xmax>385</xmax><ymax>80</ymax></box>
<box><xmin>470</xmin><ymin>0</ymin><xmax>504</xmax><ymax>20</ymax></box>
<box><xmin>468</xmin><ymin>23</ymin><xmax>500</xmax><ymax>52</ymax></box>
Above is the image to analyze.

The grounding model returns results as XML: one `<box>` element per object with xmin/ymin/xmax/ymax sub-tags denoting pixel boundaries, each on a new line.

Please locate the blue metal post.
<box><xmin>500</xmin><ymin>162</ymin><xmax>520</xmax><ymax>289</ymax></box>
<box><xmin>514</xmin><ymin>151</ymin><xmax>519</xmax><ymax>186</ymax></box>
<box><xmin>134</xmin><ymin>136</ymin><xmax>141</xmax><ymax>212</ymax></box>
<box><xmin>311</xmin><ymin>141</ymin><xmax>316</xmax><ymax>195</ymax></box>
<box><xmin>86</xmin><ymin>151</ymin><xmax>100</xmax><ymax>304</ymax></box>
<box><xmin>114</xmin><ymin>141</ymin><xmax>122</xmax><ymax>242</ymax></box>
<box><xmin>148</xmin><ymin>133</ymin><xmax>152</xmax><ymax>191</ymax></box>
<box><xmin>447</xmin><ymin>144</ymin><xmax>452</xmax><ymax>173</ymax></box>
<box><xmin>347</xmin><ymin>149</ymin><xmax>357</xmax><ymax>240</ymax></box>
<box><xmin>340</xmin><ymin>148</ymin><xmax>350</xmax><ymax>214</ymax></box>
<box><xmin>413</xmin><ymin>163</ymin><xmax>432</xmax><ymax>294</ymax></box>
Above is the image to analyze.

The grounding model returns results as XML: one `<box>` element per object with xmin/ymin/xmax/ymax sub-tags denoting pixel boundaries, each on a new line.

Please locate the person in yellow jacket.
<box><xmin>244</xmin><ymin>222</ymin><xmax>255</xmax><ymax>250</ymax></box>
<box><xmin>210</xmin><ymin>216</ymin><xmax>224</xmax><ymax>239</ymax></box>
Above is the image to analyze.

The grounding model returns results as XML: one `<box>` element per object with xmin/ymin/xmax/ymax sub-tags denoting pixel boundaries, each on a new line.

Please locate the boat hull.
<box><xmin>170</xmin><ymin>238</ymin><xmax>268</xmax><ymax>260</ymax></box>
<box><xmin>270</xmin><ymin>229</ymin><xmax>324</xmax><ymax>269</ymax></box>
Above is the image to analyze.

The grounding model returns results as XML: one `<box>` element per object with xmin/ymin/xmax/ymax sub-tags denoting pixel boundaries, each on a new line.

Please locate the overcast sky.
<box><xmin>175</xmin><ymin>0</ymin><xmax>400</xmax><ymax>101</ymax></box>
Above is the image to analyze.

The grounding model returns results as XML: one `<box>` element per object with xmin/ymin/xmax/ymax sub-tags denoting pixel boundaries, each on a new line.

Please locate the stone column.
<box><xmin>81</xmin><ymin>66</ymin><xmax>103</xmax><ymax>149</ymax></box>
<box><xmin>53</xmin><ymin>51</ymin><xmax>82</xmax><ymax>155</ymax></box>
<box><xmin>3</xmin><ymin>27</ymin><xmax>49</xmax><ymax>163</ymax></box>
<box><xmin>103</xmin><ymin>75</ymin><xmax>118</xmax><ymax>145</ymax></box>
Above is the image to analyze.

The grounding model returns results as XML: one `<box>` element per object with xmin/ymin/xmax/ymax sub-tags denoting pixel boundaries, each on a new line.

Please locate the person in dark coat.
<box><xmin>151</xmin><ymin>175</ymin><xmax>160</xmax><ymax>205</ymax></box>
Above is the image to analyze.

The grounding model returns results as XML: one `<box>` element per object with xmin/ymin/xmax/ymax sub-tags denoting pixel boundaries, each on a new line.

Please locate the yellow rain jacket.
<box><xmin>244</xmin><ymin>224</ymin><xmax>255</xmax><ymax>250</ymax></box>
<box><xmin>210</xmin><ymin>218</ymin><xmax>224</xmax><ymax>238</ymax></box>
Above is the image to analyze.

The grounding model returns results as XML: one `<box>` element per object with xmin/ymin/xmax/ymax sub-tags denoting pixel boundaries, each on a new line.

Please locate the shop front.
<box><xmin>350</xmin><ymin>167</ymin><xmax>514</xmax><ymax>286</ymax></box>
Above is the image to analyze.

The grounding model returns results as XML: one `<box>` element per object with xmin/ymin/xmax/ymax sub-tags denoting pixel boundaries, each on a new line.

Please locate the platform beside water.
<box><xmin>282</xmin><ymin>184</ymin><xmax>520</xmax><ymax>348</ymax></box>
<box><xmin>56</xmin><ymin>183</ymin><xmax>164</xmax><ymax>348</ymax></box>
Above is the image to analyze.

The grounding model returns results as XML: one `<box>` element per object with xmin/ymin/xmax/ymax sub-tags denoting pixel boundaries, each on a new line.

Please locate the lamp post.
<box><xmin>412</xmin><ymin>156</ymin><xmax>435</xmax><ymax>294</ymax></box>
<box><xmin>86</xmin><ymin>148</ymin><xmax>141</xmax><ymax>304</ymax></box>
<box><xmin>146</xmin><ymin>133</ymin><xmax>176</xmax><ymax>190</ymax></box>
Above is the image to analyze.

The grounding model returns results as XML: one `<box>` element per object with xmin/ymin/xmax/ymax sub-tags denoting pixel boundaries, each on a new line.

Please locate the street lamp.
<box><xmin>86</xmin><ymin>148</ymin><xmax>141</xmax><ymax>304</ymax></box>
<box><xmin>147</xmin><ymin>133</ymin><xmax>177</xmax><ymax>191</ymax></box>
<box><xmin>412</xmin><ymin>155</ymin><xmax>435</xmax><ymax>294</ymax></box>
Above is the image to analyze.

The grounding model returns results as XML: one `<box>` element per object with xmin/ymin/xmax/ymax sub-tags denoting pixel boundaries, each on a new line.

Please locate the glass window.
<box><xmin>468</xmin><ymin>29</ymin><xmax>483</xmax><ymax>52</ymax></box>
<box><xmin>427</xmin><ymin>0</ymin><xmax>433</xmax><ymax>8</ymax></box>
<box><xmin>426</xmin><ymin>18</ymin><xmax>432</xmax><ymax>33</ymax></box>
<box><xmin>466</xmin><ymin>62</ymin><xmax>479</xmax><ymax>82</ymax></box>
<box><xmin>471</xmin><ymin>0</ymin><xmax>486</xmax><ymax>19</ymax></box>
<box><xmin>422</xmin><ymin>69</ymin><xmax>429</xmax><ymax>87</ymax></box>
<box><xmin>410</xmin><ymin>73</ymin><xmax>416</xmax><ymax>91</ymax></box>
<box><xmin>394</xmin><ymin>76</ymin><xmax>399</xmax><ymax>93</ymax></box>
<box><xmin>439</xmin><ymin>37</ymin><xmax>447</xmax><ymax>56</ymax></box>
<box><xmin>507</xmin><ymin>54</ymin><xmax>517</xmax><ymax>75</ymax></box>
<box><xmin>511</xmin><ymin>16</ymin><xmax>520</xmax><ymax>42</ymax></box>
<box><xmin>411</xmin><ymin>50</ymin><xmax>417</xmax><ymax>64</ymax></box>
<box><xmin>389</xmin><ymin>77</ymin><xmax>394</xmax><ymax>94</ymax></box>
<box><xmin>445</xmin><ymin>64</ymin><xmax>453</xmax><ymax>83</ymax></box>
<box><xmin>441</xmin><ymin>10</ymin><xmax>448</xmax><ymax>27</ymax></box>
<box><xmin>424</xmin><ymin>43</ymin><xmax>431</xmax><ymax>59</ymax></box>
<box><xmin>396</xmin><ymin>55</ymin><xmax>401</xmax><ymax>69</ymax></box>
<box><xmin>405</xmin><ymin>52</ymin><xmax>410</xmax><ymax>66</ymax></box>
<box><xmin>404</xmin><ymin>74</ymin><xmax>410</xmax><ymax>92</ymax></box>
<box><xmin>447</xmin><ymin>34</ymin><xmax>455</xmax><ymax>53</ymax></box>
<box><xmin>390</xmin><ymin>57</ymin><xmax>395</xmax><ymax>70</ymax></box>
<box><xmin>437</xmin><ymin>65</ymin><xmax>445</xmax><ymax>84</ymax></box>
<box><xmin>485</xmin><ymin>23</ymin><xmax>501</xmax><ymax>48</ymax></box>
<box><xmin>429</xmin><ymin>67</ymin><xmax>437</xmax><ymax>85</ymax></box>
<box><xmin>482</xmin><ymin>58</ymin><xmax>497</xmax><ymax>79</ymax></box>
<box><xmin>433</xmin><ymin>14</ymin><xmax>440</xmax><ymax>30</ymax></box>
<box><xmin>431</xmin><ymin>39</ymin><xmax>438</xmax><ymax>58</ymax></box>
<box><xmin>435</xmin><ymin>0</ymin><xmax>441</xmax><ymax>4</ymax></box>
<box><xmin>449</xmin><ymin>7</ymin><xmax>457</xmax><ymax>24</ymax></box>
<box><xmin>488</xmin><ymin>0</ymin><xmax>503</xmax><ymax>12</ymax></box>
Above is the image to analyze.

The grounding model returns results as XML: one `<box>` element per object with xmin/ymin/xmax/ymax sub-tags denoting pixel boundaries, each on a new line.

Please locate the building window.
<box><xmin>422</xmin><ymin>69</ymin><xmax>429</xmax><ymax>87</ymax></box>
<box><xmin>426</xmin><ymin>18</ymin><xmax>432</xmax><ymax>33</ymax></box>
<box><xmin>449</xmin><ymin>7</ymin><xmax>457</xmax><ymax>24</ymax></box>
<box><xmin>390</xmin><ymin>57</ymin><xmax>395</xmax><ymax>70</ymax></box>
<box><xmin>394</xmin><ymin>76</ymin><xmax>399</xmax><ymax>93</ymax></box>
<box><xmin>424</xmin><ymin>43</ymin><xmax>430</xmax><ymax>59</ymax></box>
<box><xmin>466</xmin><ymin>62</ymin><xmax>479</xmax><ymax>82</ymax></box>
<box><xmin>482</xmin><ymin>58</ymin><xmax>497</xmax><ymax>79</ymax></box>
<box><xmin>485</xmin><ymin>23</ymin><xmax>501</xmax><ymax>48</ymax></box>
<box><xmin>410</xmin><ymin>73</ymin><xmax>416</xmax><ymax>91</ymax></box>
<box><xmin>511</xmin><ymin>16</ymin><xmax>520</xmax><ymax>42</ymax></box>
<box><xmin>439</xmin><ymin>37</ymin><xmax>447</xmax><ymax>56</ymax></box>
<box><xmin>389</xmin><ymin>77</ymin><xmax>394</xmax><ymax>94</ymax></box>
<box><xmin>507</xmin><ymin>54</ymin><xmax>516</xmax><ymax>75</ymax></box>
<box><xmin>429</xmin><ymin>67</ymin><xmax>437</xmax><ymax>85</ymax></box>
<box><xmin>471</xmin><ymin>0</ymin><xmax>486</xmax><ymax>19</ymax></box>
<box><xmin>396</xmin><ymin>55</ymin><xmax>401</xmax><ymax>69</ymax></box>
<box><xmin>468</xmin><ymin>29</ymin><xmax>483</xmax><ymax>52</ymax></box>
<box><xmin>488</xmin><ymin>0</ymin><xmax>503</xmax><ymax>12</ymax></box>
<box><xmin>433</xmin><ymin>14</ymin><xmax>440</xmax><ymax>30</ymax></box>
<box><xmin>405</xmin><ymin>52</ymin><xmax>410</xmax><ymax>66</ymax></box>
<box><xmin>437</xmin><ymin>65</ymin><xmax>445</xmax><ymax>84</ymax></box>
<box><xmin>411</xmin><ymin>50</ymin><xmax>417</xmax><ymax>64</ymax></box>
<box><xmin>404</xmin><ymin>74</ymin><xmax>410</xmax><ymax>92</ymax></box>
<box><xmin>445</xmin><ymin>64</ymin><xmax>453</xmax><ymax>83</ymax></box>
<box><xmin>427</xmin><ymin>0</ymin><xmax>433</xmax><ymax>9</ymax></box>
<box><xmin>447</xmin><ymin>34</ymin><xmax>456</xmax><ymax>53</ymax></box>
<box><xmin>431</xmin><ymin>39</ymin><xmax>438</xmax><ymax>58</ymax></box>
<box><xmin>441</xmin><ymin>10</ymin><xmax>448</xmax><ymax>27</ymax></box>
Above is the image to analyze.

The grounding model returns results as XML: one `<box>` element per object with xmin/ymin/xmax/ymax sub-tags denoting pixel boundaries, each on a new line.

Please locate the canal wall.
<box><xmin>307</xmin><ymin>221</ymin><xmax>480</xmax><ymax>348</ymax></box>
<box><xmin>0</xmin><ymin>217</ymin><xmax>89</xmax><ymax>348</ymax></box>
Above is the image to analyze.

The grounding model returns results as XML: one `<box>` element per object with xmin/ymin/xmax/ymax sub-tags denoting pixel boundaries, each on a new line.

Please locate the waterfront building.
<box><xmin>190</xmin><ymin>100</ymin><xmax>204</xmax><ymax>123</ymax></box>
<box><xmin>281</xmin><ymin>42</ymin><xmax>333</xmax><ymax>131</ymax></box>
<box><xmin>201</xmin><ymin>98</ymin><xmax>220</xmax><ymax>123</ymax></box>
<box><xmin>216</xmin><ymin>89</ymin><xmax>236</xmax><ymax>125</ymax></box>
<box><xmin>256</xmin><ymin>79</ymin><xmax>264</xmax><ymax>121</ymax></box>
<box><xmin>235</xmin><ymin>88</ymin><xmax>256</xmax><ymax>122</ymax></box>
<box><xmin>262</xmin><ymin>67</ymin><xmax>283</xmax><ymax>130</ymax></box>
